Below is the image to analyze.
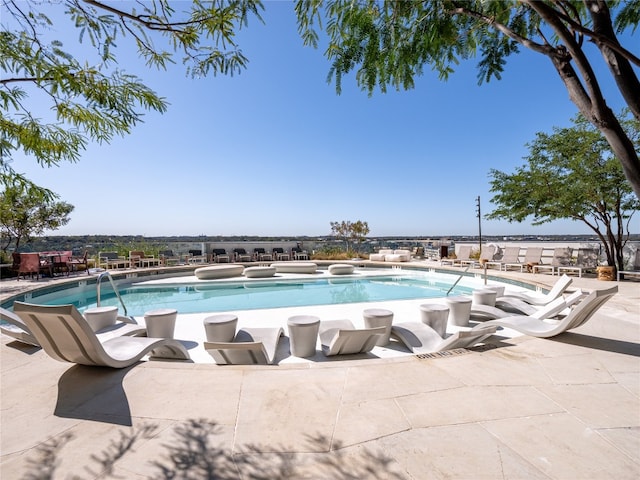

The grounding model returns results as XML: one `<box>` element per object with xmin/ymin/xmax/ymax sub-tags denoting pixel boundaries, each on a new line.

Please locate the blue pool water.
<box><xmin>37</xmin><ymin>274</ymin><xmax>475</xmax><ymax>316</ymax></box>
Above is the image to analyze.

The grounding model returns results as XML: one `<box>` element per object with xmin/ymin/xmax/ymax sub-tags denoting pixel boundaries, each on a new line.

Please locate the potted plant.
<box><xmin>596</xmin><ymin>263</ymin><xmax>616</xmax><ymax>281</ymax></box>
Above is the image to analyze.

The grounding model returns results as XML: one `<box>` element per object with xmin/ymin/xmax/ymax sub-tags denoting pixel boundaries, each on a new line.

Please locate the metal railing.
<box><xmin>446</xmin><ymin>265</ymin><xmax>471</xmax><ymax>296</ymax></box>
<box><xmin>96</xmin><ymin>271</ymin><xmax>128</xmax><ymax>316</ymax></box>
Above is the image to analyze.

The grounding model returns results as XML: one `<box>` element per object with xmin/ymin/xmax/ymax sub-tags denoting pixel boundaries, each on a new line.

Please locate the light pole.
<box><xmin>476</xmin><ymin>196</ymin><xmax>482</xmax><ymax>253</ymax></box>
<box><xmin>476</xmin><ymin>196</ymin><xmax>486</xmax><ymax>284</ymax></box>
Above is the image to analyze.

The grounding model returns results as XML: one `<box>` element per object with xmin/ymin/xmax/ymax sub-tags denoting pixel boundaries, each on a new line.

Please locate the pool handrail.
<box><xmin>446</xmin><ymin>265</ymin><xmax>471</xmax><ymax>296</ymax></box>
<box><xmin>96</xmin><ymin>271</ymin><xmax>128</xmax><ymax>316</ymax></box>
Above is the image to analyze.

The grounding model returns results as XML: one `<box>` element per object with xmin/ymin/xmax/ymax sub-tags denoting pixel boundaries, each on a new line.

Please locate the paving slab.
<box><xmin>484</xmin><ymin>413</ymin><xmax>640</xmax><ymax>479</ymax></box>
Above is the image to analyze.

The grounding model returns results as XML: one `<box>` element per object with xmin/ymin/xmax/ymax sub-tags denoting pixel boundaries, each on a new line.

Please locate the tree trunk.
<box><xmin>593</xmin><ymin>110</ymin><xmax>640</xmax><ymax>200</ymax></box>
<box><xmin>530</xmin><ymin>0</ymin><xmax>640</xmax><ymax>199</ymax></box>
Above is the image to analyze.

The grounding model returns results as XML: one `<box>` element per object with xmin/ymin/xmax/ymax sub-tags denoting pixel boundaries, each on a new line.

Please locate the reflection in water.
<box><xmin>330</xmin><ymin>280</ymin><xmax>370</xmax><ymax>304</ymax></box>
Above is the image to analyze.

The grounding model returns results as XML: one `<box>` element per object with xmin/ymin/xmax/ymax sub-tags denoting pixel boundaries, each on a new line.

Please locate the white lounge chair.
<box><xmin>471</xmin><ymin>289</ymin><xmax>584</xmax><ymax>321</ymax></box>
<box><xmin>1</xmin><ymin>306</ymin><xmax>146</xmax><ymax>346</ymax></box>
<box><xmin>532</xmin><ymin>247</ymin><xmax>573</xmax><ymax>275</ymax></box>
<box><xmin>616</xmin><ymin>248</ymin><xmax>640</xmax><ymax>281</ymax></box>
<box><xmin>475</xmin><ymin>286</ymin><xmax>617</xmax><ymax>338</ymax></box>
<box><xmin>441</xmin><ymin>245</ymin><xmax>472</xmax><ymax>267</ymax></box>
<box><xmin>0</xmin><ymin>307</ymin><xmax>39</xmax><ymax>346</ymax></box>
<box><xmin>503</xmin><ymin>247</ymin><xmax>543</xmax><ymax>272</ymax></box>
<box><xmin>485</xmin><ymin>246</ymin><xmax>521</xmax><ymax>271</ymax></box>
<box><xmin>390</xmin><ymin>322</ymin><xmax>497</xmax><ymax>354</ymax></box>
<box><xmin>557</xmin><ymin>248</ymin><xmax>600</xmax><ymax>278</ymax></box>
<box><xmin>462</xmin><ymin>245</ymin><xmax>496</xmax><ymax>268</ymax></box>
<box><xmin>12</xmin><ymin>302</ymin><xmax>189</xmax><ymax>367</ymax></box>
<box><xmin>318</xmin><ymin>319</ymin><xmax>386</xmax><ymax>356</ymax></box>
<box><xmin>499</xmin><ymin>274</ymin><xmax>573</xmax><ymax>306</ymax></box>
<box><xmin>204</xmin><ymin>327</ymin><xmax>284</xmax><ymax>365</ymax></box>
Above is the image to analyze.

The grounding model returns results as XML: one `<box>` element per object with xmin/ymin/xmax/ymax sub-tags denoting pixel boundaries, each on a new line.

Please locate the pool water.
<box><xmin>40</xmin><ymin>274</ymin><xmax>475</xmax><ymax>316</ymax></box>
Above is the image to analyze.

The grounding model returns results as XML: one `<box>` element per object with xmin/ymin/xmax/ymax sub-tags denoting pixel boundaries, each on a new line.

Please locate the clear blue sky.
<box><xmin>13</xmin><ymin>1</ymin><xmax>639</xmax><ymax>237</ymax></box>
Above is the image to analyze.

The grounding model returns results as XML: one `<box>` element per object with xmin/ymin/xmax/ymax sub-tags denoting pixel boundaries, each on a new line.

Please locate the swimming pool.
<box><xmin>25</xmin><ymin>271</ymin><xmax>478</xmax><ymax>316</ymax></box>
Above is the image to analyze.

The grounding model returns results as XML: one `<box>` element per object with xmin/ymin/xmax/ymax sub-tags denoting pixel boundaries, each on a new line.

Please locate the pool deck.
<box><xmin>1</xmin><ymin>261</ymin><xmax>639</xmax><ymax>479</ymax></box>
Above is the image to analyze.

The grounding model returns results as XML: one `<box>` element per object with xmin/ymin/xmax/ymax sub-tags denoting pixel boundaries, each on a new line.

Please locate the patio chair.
<box><xmin>557</xmin><ymin>248</ymin><xmax>600</xmax><ymax>278</ymax></box>
<box><xmin>499</xmin><ymin>274</ymin><xmax>573</xmax><ymax>306</ymax></box>
<box><xmin>273</xmin><ymin>247</ymin><xmax>290</xmax><ymax>261</ymax></box>
<box><xmin>130</xmin><ymin>250</ymin><xmax>160</xmax><ymax>268</ymax></box>
<box><xmin>503</xmin><ymin>247</ymin><xmax>543</xmax><ymax>272</ymax></box>
<box><xmin>188</xmin><ymin>249</ymin><xmax>207</xmax><ymax>264</ymax></box>
<box><xmin>159</xmin><ymin>250</ymin><xmax>181</xmax><ymax>266</ymax></box>
<box><xmin>318</xmin><ymin>319</ymin><xmax>386</xmax><ymax>356</ymax></box>
<box><xmin>253</xmin><ymin>247</ymin><xmax>273</xmax><ymax>261</ymax></box>
<box><xmin>390</xmin><ymin>322</ymin><xmax>497</xmax><ymax>355</ymax></box>
<box><xmin>204</xmin><ymin>327</ymin><xmax>284</xmax><ymax>365</ymax></box>
<box><xmin>17</xmin><ymin>253</ymin><xmax>42</xmax><ymax>280</ymax></box>
<box><xmin>532</xmin><ymin>247</ymin><xmax>573</xmax><ymax>275</ymax></box>
<box><xmin>99</xmin><ymin>252</ymin><xmax>130</xmax><ymax>269</ymax></box>
<box><xmin>471</xmin><ymin>289</ymin><xmax>584</xmax><ymax>321</ymax></box>
<box><xmin>485</xmin><ymin>246</ymin><xmax>521</xmax><ymax>271</ymax></box>
<box><xmin>210</xmin><ymin>248</ymin><xmax>230</xmax><ymax>263</ymax></box>
<box><xmin>475</xmin><ymin>286</ymin><xmax>617</xmax><ymax>338</ymax></box>
<box><xmin>233</xmin><ymin>248</ymin><xmax>253</xmax><ymax>262</ymax></box>
<box><xmin>291</xmin><ymin>246</ymin><xmax>309</xmax><ymax>260</ymax></box>
<box><xmin>68</xmin><ymin>250</ymin><xmax>90</xmax><ymax>275</ymax></box>
<box><xmin>12</xmin><ymin>302</ymin><xmax>189</xmax><ymax>368</ymax></box>
<box><xmin>464</xmin><ymin>245</ymin><xmax>497</xmax><ymax>268</ymax></box>
<box><xmin>39</xmin><ymin>250</ymin><xmax>72</xmax><ymax>276</ymax></box>
<box><xmin>441</xmin><ymin>245</ymin><xmax>472</xmax><ymax>267</ymax></box>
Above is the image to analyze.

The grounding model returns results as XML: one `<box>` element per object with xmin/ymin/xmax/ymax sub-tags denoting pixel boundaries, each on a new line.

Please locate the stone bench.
<box><xmin>195</xmin><ymin>264</ymin><xmax>244</xmax><ymax>280</ymax></box>
<box><xmin>244</xmin><ymin>266</ymin><xmax>277</xmax><ymax>278</ymax></box>
<box><xmin>271</xmin><ymin>262</ymin><xmax>318</xmax><ymax>274</ymax></box>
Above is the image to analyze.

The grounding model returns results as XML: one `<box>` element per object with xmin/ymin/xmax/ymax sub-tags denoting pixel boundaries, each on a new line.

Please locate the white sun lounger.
<box><xmin>1</xmin><ymin>306</ymin><xmax>146</xmax><ymax>346</ymax></box>
<box><xmin>1</xmin><ymin>307</ymin><xmax>39</xmax><ymax>346</ymax></box>
<box><xmin>503</xmin><ymin>247</ymin><xmax>543</xmax><ymax>272</ymax></box>
<box><xmin>204</xmin><ymin>327</ymin><xmax>284</xmax><ymax>365</ymax></box>
<box><xmin>441</xmin><ymin>245</ymin><xmax>472</xmax><ymax>267</ymax></box>
<box><xmin>471</xmin><ymin>289</ymin><xmax>584</xmax><ymax>321</ymax></box>
<box><xmin>475</xmin><ymin>286</ymin><xmax>617</xmax><ymax>338</ymax></box>
<box><xmin>12</xmin><ymin>302</ymin><xmax>189</xmax><ymax>367</ymax></box>
<box><xmin>390</xmin><ymin>323</ymin><xmax>497</xmax><ymax>354</ymax></box>
<box><xmin>318</xmin><ymin>319</ymin><xmax>386</xmax><ymax>356</ymax></box>
<box><xmin>485</xmin><ymin>246</ymin><xmax>521</xmax><ymax>271</ymax></box>
<box><xmin>499</xmin><ymin>274</ymin><xmax>573</xmax><ymax>306</ymax></box>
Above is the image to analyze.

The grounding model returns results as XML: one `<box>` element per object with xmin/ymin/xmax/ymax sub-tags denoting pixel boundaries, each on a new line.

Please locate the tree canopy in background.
<box><xmin>487</xmin><ymin>111</ymin><xmax>639</xmax><ymax>271</ymax></box>
<box><xmin>0</xmin><ymin>183</ymin><xmax>74</xmax><ymax>252</ymax></box>
<box><xmin>0</xmin><ymin>0</ymin><xmax>264</xmax><ymax>196</ymax></box>
<box><xmin>330</xmin><ymin>220</ymin><xmax>370</xmax><ymax>252</ymax></box>
<box><xmin>295</xmin><ymin>0</ymin><xmax>640</xmax><ymax>198</ymax></box>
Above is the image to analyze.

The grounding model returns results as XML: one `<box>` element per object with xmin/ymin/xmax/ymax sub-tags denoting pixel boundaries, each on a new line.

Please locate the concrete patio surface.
<box><xmin>1</xmin><ymin>263</ymin><xmax>639</xmax><ymax>479</ymax></box>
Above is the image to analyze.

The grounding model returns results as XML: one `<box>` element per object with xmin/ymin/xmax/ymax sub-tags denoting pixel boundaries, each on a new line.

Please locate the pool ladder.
<box><xmin>446</xmin><ymin>265</ymin><xmax>471</xmax><ymax>296</ymax></box>
<box><xmin>96</xmin><ymin>271</ymin><xmax>129</xmax><ymax>316</ymax></box>
<box><xmin>445</xmin><ymin>262</ymin><xmax>489</xmax><ymax>296</ymax></box>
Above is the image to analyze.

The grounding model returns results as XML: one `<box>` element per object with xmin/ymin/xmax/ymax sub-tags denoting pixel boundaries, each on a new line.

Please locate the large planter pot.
<box><xmin>597</xmin><ymin>265</ymin><xmax>615</xmax><ymax>281</ymax></box>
